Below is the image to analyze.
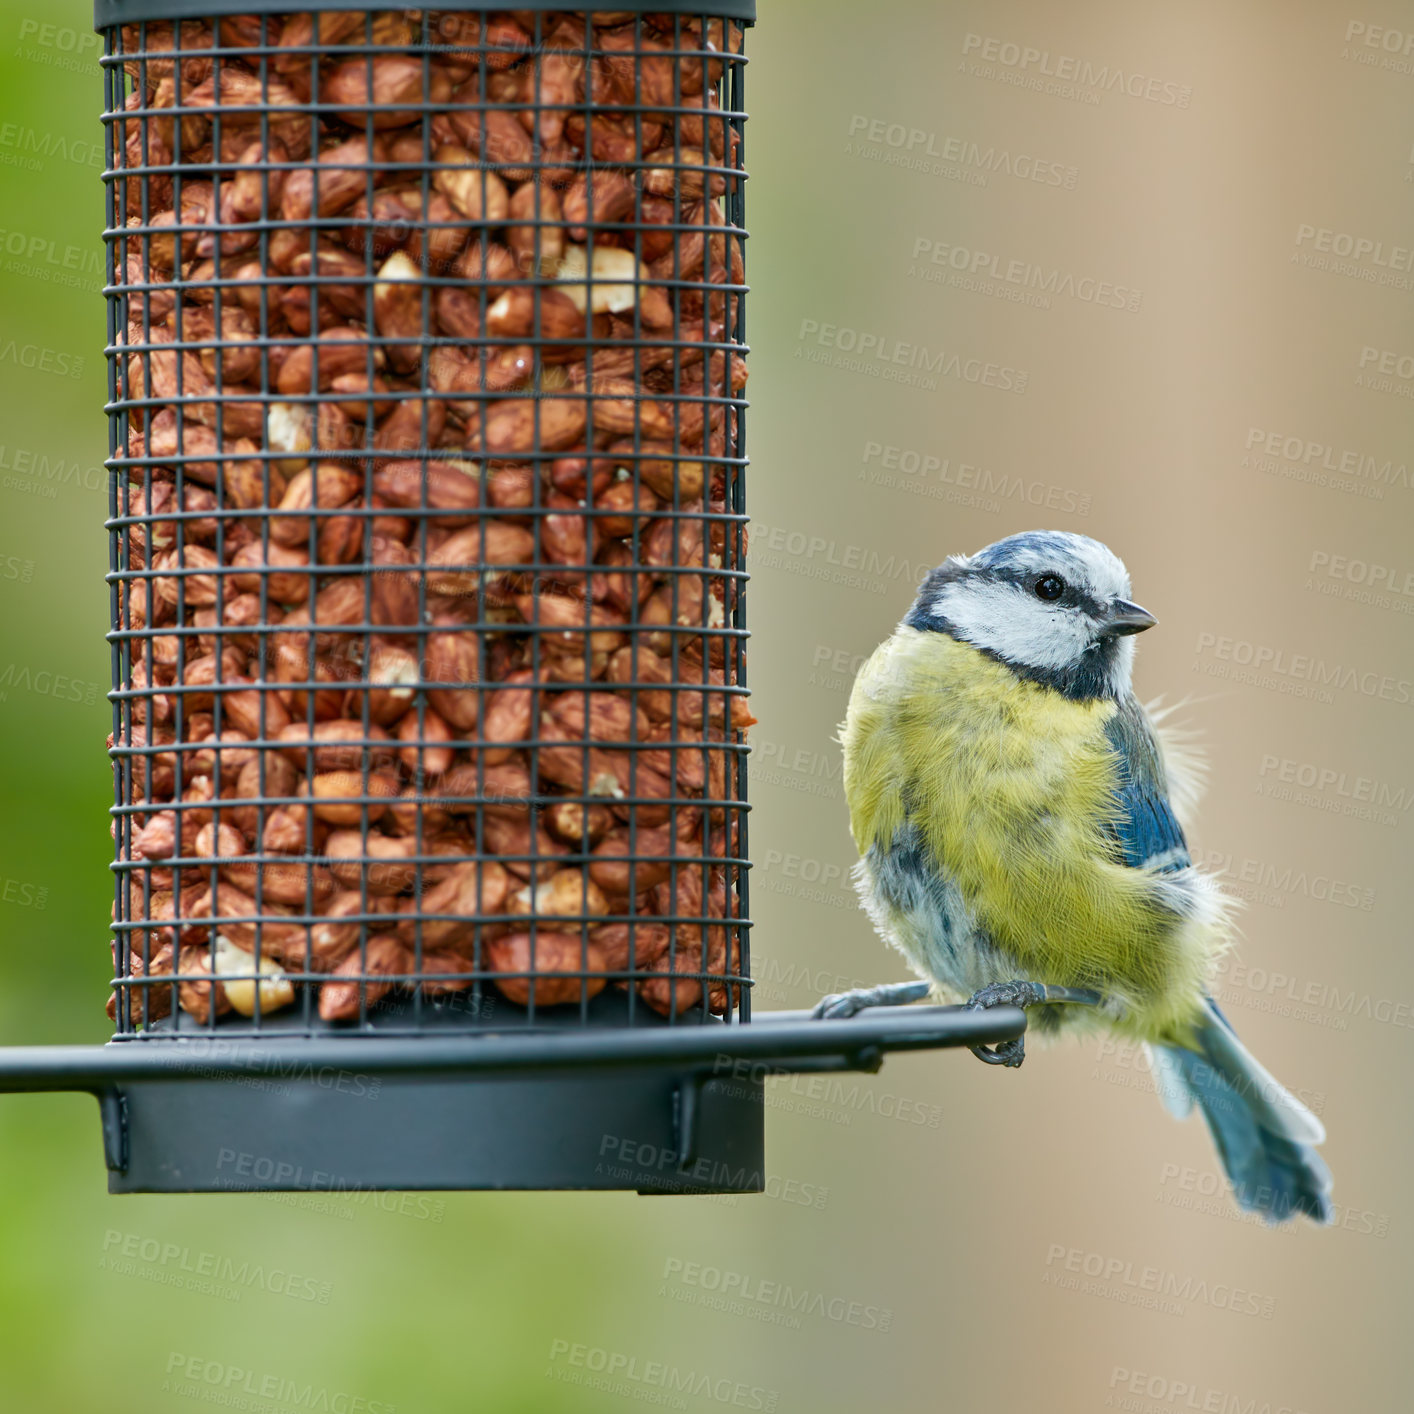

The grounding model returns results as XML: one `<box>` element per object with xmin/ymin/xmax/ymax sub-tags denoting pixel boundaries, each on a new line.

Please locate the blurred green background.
<box><xmin>1</xmin><ymin>0</ymin><xmax>1411</xmax><ymax>1409</ymax></box>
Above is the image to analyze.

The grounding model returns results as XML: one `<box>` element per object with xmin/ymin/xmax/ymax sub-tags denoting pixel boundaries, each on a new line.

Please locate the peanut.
<box><xmin>483</xmin><ymin>932</ymin><xmax>607</xmax><ymax>1007</ymax></box>
<box><xmin>212</xmin><ymin>935</ymin><xmax>297</xmax><ymax>1016</ymax></box>
<box><xmin>319</xmin><ymin>934</ymin><xmax>412</xmax><ymax>1020</ymax></box>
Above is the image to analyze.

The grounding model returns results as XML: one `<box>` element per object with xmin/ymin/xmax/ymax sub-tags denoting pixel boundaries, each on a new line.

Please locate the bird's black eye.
<box><xmin>1034</xmin><ymin>574</ymin><xmax>1065</xmax><ymax>601</ymax></box>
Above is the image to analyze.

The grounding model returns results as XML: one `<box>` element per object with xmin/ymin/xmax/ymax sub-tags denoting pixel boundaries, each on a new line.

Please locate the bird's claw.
<box><xmin>965</xmin><ymin>981</ymin><xmax>1110</xmax><ymax>1067</ymax></box>
<box><xmin>970</xmin><ymin>1035</ymin><xmax>1027</xmax><ymax>1067</ymax></box>
<box><xmin>969</xmin><ymin>981</ymin><xmax>1050</xmax><ymax>1010</ymax></box>
<box><xmin>966</xmin><ymin>981</ymin><xmax>1050</xmax><ymax>1067</ymax></box>
<box><xmin>810</xmin><ymin>980</ymin><xmax>932</xmax><ymax>1020</ymax></box>
<box><xmin>813</xmin><ymin>991</ymin><xmax>867</xmax><ymax>1020</ymax></box>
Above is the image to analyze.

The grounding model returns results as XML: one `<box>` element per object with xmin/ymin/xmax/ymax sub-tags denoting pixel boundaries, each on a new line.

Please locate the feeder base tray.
<box><xmin>109</xmin><ymin>1065</ymin><xmax>763</xmax><ymax>1195</ymax></box>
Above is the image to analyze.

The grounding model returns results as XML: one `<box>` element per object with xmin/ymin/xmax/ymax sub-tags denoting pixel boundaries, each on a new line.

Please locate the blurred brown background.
<box><xmin>0</xmin><ymin>0</ymin><xmax>1409</xmax><ymax>1409</ymax></box>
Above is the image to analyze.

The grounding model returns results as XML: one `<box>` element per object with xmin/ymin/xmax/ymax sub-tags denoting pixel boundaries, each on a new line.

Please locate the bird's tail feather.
<box><xmin>1148</xmin><ymin>999</ymin><xmax>1332</xmax><ymax>1224</ymax></box>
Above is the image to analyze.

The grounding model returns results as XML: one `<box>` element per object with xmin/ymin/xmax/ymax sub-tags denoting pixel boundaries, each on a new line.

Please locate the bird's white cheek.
<box><xmin>1100</xmin><ymin>637</ymin><xmax>1137</xmax><ymax>694</ymax></box>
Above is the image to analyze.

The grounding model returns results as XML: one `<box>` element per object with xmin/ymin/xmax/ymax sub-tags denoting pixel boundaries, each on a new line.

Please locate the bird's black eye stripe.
<box><xmin>1035</xmin><ymin>574</ymin><xmax>1066</xmax><ymax>601</ymax></box>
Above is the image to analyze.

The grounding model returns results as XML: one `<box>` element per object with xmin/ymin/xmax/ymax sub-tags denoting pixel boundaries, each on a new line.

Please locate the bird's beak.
<box><xmin>1102</xmin><ymin>599</ymin><xmax>1158</xmax><ymax>636</ymax></box>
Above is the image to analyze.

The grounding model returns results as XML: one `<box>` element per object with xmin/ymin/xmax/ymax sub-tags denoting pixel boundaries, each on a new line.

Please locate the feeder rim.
<box><xmin>95</xmin><ymin>1</ymin><xmax>757</xmax><ymax>31</ymax></box>
<box><xmin>0</xmin><ymin>1005</ymin><xmax>1024</xmax><ymax>1092</ymax></box>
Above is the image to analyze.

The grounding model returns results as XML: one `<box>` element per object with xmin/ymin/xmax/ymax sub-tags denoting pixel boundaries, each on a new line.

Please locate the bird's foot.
<box><xmin>812</xmin><ymin>980</ymin><xmax>932</xmax><ymax>1020</ymax></box>
<box><xmin>965</xmin><ymin>981</ymin><xmax>1104</xmax><ymax>1068</ymax></box>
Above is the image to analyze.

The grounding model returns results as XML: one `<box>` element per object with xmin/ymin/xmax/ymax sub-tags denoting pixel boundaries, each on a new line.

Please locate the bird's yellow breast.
<box><xmin>842</xmin><ymin>628</ymin><xmax>1200</xmax><ymax>1023</ymax></box>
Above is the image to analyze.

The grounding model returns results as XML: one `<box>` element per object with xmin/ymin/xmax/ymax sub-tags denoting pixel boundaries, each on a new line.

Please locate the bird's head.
<box><xmin>905</xmin><ymin>530</ymin><xmax>1157</xmax><ymax>700</ymax></box>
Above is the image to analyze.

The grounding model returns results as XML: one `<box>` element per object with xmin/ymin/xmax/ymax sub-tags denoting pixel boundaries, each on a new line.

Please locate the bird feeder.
<box><xmin>0</xmin><ymin>2</ymin><xmax>1027</xmax><ymax>1195</ymax></box>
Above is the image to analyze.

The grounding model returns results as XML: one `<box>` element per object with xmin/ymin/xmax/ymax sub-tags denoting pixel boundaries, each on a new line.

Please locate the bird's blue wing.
<box><xmin>1104</xmin><ymin>698</ymin><xmax>1190</xmax><ymax>874</ymax></box>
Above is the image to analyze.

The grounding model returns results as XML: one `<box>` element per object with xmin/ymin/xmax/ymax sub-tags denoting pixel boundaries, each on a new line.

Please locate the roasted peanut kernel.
<box><xmin>396</xmin><ymin>706</ymin><xmax>456</xmax><ymax>778</ymax></box>
<box><xmin>507</xmin><ymin>868</ymin><xmax>609</xmax><ymax>922</ymax></box>
<box><xmin>318</xmin><ymin>934</ymin><xmax>411</xmax><ymax>1021</ymax></box>
<box><xmin>402</xmin><ymin>859</ymin><xmax>510</xmax><ymax>950</ymax></box>
<box><xmin>212</xmin><ymin>935</ymin><xmax>297</xmax><ymax>1016</ymax></box>
<box><xmin>485</xmin><ymin>932</ymin><xmax>607</xmax><ymax>1007</ymax></box>
<box><xmin>325</xmin><ymin>830</ymin><xmax>417</xmax><ymax>895</ymax></box>
<box><xmin>310</xmin><ymin>769</ymin><xmax>400</xmax><ymax>826</ymax></box>
<box><xmin>432</xmin><ymin>145</ymin><xmax>510</xmax><ymax>222</ymax></box>
<box><xmin>324</xmin><ymin>56</ymin><xmax>450</xmax><ymax>131</ymax></box>
<box><xmin>544</xmin><ymin>801</ymin><xmax>614</xmax><ymax>847</ymax></box>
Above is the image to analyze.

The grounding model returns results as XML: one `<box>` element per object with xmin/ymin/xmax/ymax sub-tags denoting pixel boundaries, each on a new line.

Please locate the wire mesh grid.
<box><xmin>101</xmin><ymin>6</ymin><xmax>751</xmax><ymax>1040</ymax></box>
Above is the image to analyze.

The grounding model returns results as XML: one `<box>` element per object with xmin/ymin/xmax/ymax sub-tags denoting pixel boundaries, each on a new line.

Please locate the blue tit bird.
<box><xmin>814</xmin><ymin>530</ymin><xmax>1332</xmax><ymax>1224</ymax></box>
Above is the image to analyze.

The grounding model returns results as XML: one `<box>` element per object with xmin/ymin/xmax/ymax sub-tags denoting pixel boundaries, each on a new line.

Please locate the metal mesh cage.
<box><xmin>102</xmin><ymin>6</ymin><xmax>751</xmax><ymax>1041</ymax></box>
